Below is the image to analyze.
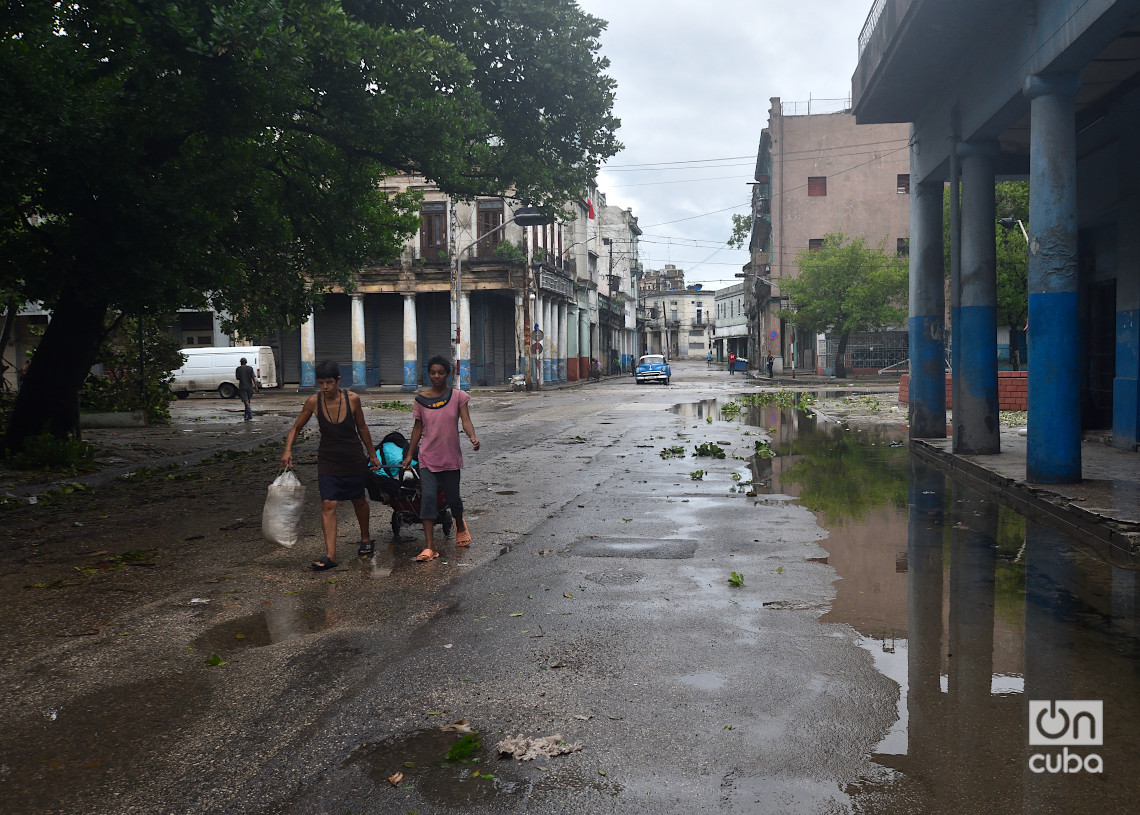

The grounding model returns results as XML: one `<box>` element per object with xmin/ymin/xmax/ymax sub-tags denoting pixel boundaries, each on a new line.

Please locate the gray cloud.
<box><xmin>577</xmin><ymin>1</ymin><xmax>875</xmax><ymax>286</ymax></box>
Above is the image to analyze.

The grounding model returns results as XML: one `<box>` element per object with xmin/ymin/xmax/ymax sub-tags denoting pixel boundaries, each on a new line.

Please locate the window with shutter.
<box><xmin>808</xmin><ymin>238</ymin><xmax>825</xmax><ymax>251</ymax></box>
<box><xmin>808</xmin><ymin>176</ymin><xmax>827</xmax><ymax>196</ymax></box>
<box><xmin>419</xmin><ymin>202</ymin><xmax>447</xmax><ymax>259</ymax></box>
<box><xmin>476</xmin><ymin>199</ymin><xmax>505</xmax><ymax>258</ymax></box>
<box><xmin>897</xmin><ymin>174</ymin><xmax>911</xmax><ymax>194</ymax></box>
<box><xmin>897</xmin><ymin>238</ymin><xmax>910</xmax><ymax>257</ymax></box>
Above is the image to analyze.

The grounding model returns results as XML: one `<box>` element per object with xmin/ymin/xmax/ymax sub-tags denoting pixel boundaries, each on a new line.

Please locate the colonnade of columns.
<box><xmin>908</xmin><ymin>73</ymin><xmax>1083</xmax><ymax>483</ymax></box>
<box><xmin>297</xmin><ymin>291</ymin><xmax>604</xmax><ymax>392</ymax></box>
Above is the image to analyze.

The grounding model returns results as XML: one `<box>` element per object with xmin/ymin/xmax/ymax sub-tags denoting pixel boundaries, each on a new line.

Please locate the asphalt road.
<box><xmin>8</xmin><ymin>362</ymin><xmax>900</xmax><ymax>814</ymax></box>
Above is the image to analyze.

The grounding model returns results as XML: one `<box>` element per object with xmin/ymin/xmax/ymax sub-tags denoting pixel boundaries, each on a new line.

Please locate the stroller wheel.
<box><xmin>391</xmin><ymin>514</ymin><xmax>401</xmax><ymax>538</ymax></box>
<box><xmin>441</xmin><ymin>508</ymin><xmax>453</xmax><ymax>537</ymax></box>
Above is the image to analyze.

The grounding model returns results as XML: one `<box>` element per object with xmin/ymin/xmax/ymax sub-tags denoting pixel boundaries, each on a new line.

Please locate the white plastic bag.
<box><xmin>262</xmin><ymin>469</ymin><xmax>306</xmax><ymax>548</ymax></box>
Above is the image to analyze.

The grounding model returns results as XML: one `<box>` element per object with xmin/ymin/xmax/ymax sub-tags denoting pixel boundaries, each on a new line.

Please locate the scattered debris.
<box><xmin>189</xmin><ymin>598</ymin><xmax>211</xmax><ymax>604</ymax></box>
<box><xmin>496</xmin><ymin>733</ymin><xmax>583</xmax><ymax>761</ymax></box>
<box><xmin>441</xmin><ymin>718</ymin><xmax>474</xmax><ymax>733</ymax></box>
<box><xmin>387</xmin><ymin>771</ymin><xmax>404</xmax><ymax>786</ymax></box>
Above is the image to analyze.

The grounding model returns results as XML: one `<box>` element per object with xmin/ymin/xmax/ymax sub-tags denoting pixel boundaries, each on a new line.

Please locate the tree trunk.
<box><xmin>1009</xmin><ymin>325</ymin><xmax>1021</xmax><ymax>371</ymax></box>
<box><xmin>2</xmin><ymin>287</ymin><xmax>109</xmax><ymax>453</ymax></box>
<box><xmin>0</xmin><ymin>297</ymin><xmax>17</xmax><ymax>386</ymax></box>
<box><xmin>834</xmin><ymin>331</ymin><xmax>850</xmax><ymax>378</ymax></box>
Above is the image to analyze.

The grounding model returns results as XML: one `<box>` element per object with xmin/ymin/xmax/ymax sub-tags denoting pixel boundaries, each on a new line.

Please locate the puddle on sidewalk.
<box><xmin>193</xmin><ymin>596</ymin><xmax>331</xmax><ymax>652</ymax></box>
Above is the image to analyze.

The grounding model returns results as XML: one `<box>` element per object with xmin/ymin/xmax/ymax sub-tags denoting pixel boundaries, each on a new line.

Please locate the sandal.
<box><xmin>358</xmin><ymin>541</ymin><xmax>374</xmax><ymax>558</ymax></box>
<box><xmin>311</xmin><ymin>555</ymin><xmax>338</xmax><ymax>571</ymax></box>
<box><xmin>455</xmin><ymin>523</ymin><xmax>472</xmax><ymax>547</ymax></box>
<box><xmin>415</xmin><ymin>549</ymin><xmax>440</xmax><ymax>562</ymax></box>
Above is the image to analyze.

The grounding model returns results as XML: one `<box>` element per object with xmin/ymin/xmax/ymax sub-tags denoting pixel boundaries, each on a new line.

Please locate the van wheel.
<box><xmin>175</xmin><ymin>391</ymin><xmax>190</xmax><ymax>400</ymax></box>
<box><xmin>218</xmin><ymin>383</ymin><xmax>237</xmax><ymax>399</ymax></box>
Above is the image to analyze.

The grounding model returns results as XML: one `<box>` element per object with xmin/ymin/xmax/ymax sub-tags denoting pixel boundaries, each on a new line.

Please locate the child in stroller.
<box><xmin>366</xmin><ymin>431</ymin><xmax>453</xmax><ymax>539</ymax></box>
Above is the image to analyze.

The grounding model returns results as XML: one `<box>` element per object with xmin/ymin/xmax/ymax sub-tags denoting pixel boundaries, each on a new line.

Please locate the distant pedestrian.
<box><xmin>728</xmin><ymin>352</ymin><xmax>736</xmax><ymax>375</ymax></box>
<box><xmin>281</xmin><ymin>360</ymin><xmax>380</xmax><ymax>570</ymax></box>
<box><xmin>402</xmin><ymin>356</ymin><xmax>480</xmax><ymax>562</ymax></box>
<box><xmin>707</xmin><ymin>351</ymin><xmax>713</xmax><ymax>369</ymax></box>
<box><xmin>235</xmin><ymin>357</ymin><xmax>259</xmax><ymax>420</ymax></box>
<box><xmin>767</xmin><ymin>352</ymin><xmax>775</xmax><ymax>378</ymax></box>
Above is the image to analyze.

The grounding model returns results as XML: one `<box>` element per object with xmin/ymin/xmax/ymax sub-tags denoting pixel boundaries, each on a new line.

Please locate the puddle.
<box><xmin>569</xmin><ymin>537</ymin><xmax>699</xmax><ymax>559</ymax></box>
<box><xmin>760</xmin><ymin>415</ymin><xmax>1140</xmax><ymax>810</ymax></box>
<box><xmin>193</xmin><ymin>597</ymin><xmax>331</xmax><ymax>652</ymax></box>
<box><xmin>347</xmin><ymin>727</ymin><xmax>528</xmax><ymax>805</ymax></box>
<box><xmin>676</xmin><ymin>671</ymin><xmax>727</xmax><ymax>691</ymax></box>
<box><xmin>670</xmin><ymin>391</ymin><xmax>1140</xmax><ymax>809</ymax></box>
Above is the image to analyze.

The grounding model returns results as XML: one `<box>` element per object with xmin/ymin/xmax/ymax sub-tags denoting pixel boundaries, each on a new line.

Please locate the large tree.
<box><xmin>0</xmin><ymin>0</ymin><xmax>620</xmax><ymax>451</ymax></box>
<box><xmin>779</xmin><ymin>233</ymin><xmax>908</xmax><ymax>378</ymax></box>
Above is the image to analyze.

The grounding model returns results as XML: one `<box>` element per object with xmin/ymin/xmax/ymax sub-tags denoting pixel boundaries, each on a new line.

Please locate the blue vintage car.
<box><xmin>635</xmin><ymin>354</ymin><xmax>671</xmax><ymax>385</ymax></box>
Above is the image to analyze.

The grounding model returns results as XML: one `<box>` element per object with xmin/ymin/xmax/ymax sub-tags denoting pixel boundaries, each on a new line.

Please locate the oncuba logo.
<box><xmin>1028</xmin><ymin>700</ymin><xmax>1103</xmax><ymax>774</ymax></box>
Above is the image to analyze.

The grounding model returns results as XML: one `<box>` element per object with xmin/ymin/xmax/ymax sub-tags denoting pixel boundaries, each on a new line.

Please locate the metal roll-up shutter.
<box><xmin>279</xmin><ymin>326</ymin><xmax>301</xmax><ymax>384</ymax></box>
<box><xmin>370</xmin><ymin>293</ymin><xmax>403</xmax><ymax>386</ymax></box>
<box><xmin>417</xmin><ymin>292</ymin><xmax>451</xmax><ymax>384</ymax></box>
<box><xmin>314</xmin><ymin>293</ymin><xmax>353</xmax><ymax>383</ymax></box>
<box><xmin>470</xmin><ymin>295</ymin><xmax>490</xmax><ymax>385</ymax></box>
<box><xmin>490</xmin><ymin>292</ymin><xmax>514</xmax><ymax>385</ymax></box>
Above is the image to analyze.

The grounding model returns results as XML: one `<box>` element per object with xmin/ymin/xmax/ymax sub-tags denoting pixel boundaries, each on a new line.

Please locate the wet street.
<box><xmin>2</xmin><ymin>361</ymin><xmax>1138</xmax><ymax>814</ymax></box>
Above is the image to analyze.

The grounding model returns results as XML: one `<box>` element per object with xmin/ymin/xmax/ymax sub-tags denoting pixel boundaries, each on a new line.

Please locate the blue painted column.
<box><xmin>954</xmin><ymin>143</ymin><xmax>1000</xmax><ymax>454</ymax></box>
<box><xmin>1114</xmin><ymin>307</ymin><xmax>1139</xmax><ymax>449</ymax></box>
<box><xmin>350</xmin><ymin>293</ymin><xmax>367</xmax><ymax>391</ymax></box>
<box><xmin>1025</xmin><ymin>74</ymin><xmax>1081</xmax><ymax>483</ymax></box>
<box><xmin>299</xmin><ymin>313</ymin><xmax>316</xmax><ymax>391</ymax></box>
<box><xmin>909</xmin><ymin>174</ymin><xmax>948</xmax><ymax>438</ymax></box>
<box><xmin>402</xmin><ymin>293</ymin><xmax>418</xmax><ymax>392</ymax></box>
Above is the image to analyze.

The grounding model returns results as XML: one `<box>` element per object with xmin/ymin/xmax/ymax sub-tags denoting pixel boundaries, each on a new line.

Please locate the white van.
<box><xmin>169</xmin><ymin>346</ymin><xmax>278</xmax><ymax>399</ymax></box>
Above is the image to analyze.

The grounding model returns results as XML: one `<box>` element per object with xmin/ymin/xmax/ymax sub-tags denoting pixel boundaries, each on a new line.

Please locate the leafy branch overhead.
<box><xmin>0</xmin><ymin>1</ymin><xmax>622</xmax><ymax>451</ymax></box>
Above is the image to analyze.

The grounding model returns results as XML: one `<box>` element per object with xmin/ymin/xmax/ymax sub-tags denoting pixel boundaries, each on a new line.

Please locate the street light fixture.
<box><xmin>454</xmin><ymin>205</ymin><xmax>549</xmax><ymax>390</ymax></box>
<box><xmin>998</xmin><ymin>216</ymin><xmax>1029</xmax><ymax>243</ymax></box>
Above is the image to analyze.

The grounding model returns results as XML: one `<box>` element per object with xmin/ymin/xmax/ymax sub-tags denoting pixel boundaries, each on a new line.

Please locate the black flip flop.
<box><xmin>358</xmin><ymin>541</ymin><xmax>374</xmax><ymax>558</ymax></box>
<box><xmin>311</xmin><ymin>555</ymin><xmax>338</xmax><ymax>571</ymax></box>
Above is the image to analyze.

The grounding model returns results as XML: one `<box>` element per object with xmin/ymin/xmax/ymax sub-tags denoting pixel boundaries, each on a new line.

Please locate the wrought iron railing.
<box><xmin>859</xmin><ymin>0</ymin><xmax>888</xmax><ymax>58</ymax></box>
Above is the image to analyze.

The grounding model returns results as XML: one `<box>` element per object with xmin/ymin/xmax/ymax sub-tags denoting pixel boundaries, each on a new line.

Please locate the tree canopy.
<box><xmin>779</xmin><ymin>233</ymin><xmax>908</xmax><ymax>378</ymax></box>
<box><xmin>0</xmin><ymin>0</ymin><xmax>621</xmax><ymax>450</ymax></box>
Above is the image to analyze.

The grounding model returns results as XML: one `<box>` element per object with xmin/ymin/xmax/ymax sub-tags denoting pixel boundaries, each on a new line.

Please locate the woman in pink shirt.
<box><xmin>402</xmin><ymin>356</ymin><xmax>480</xmax><ymax>561</ymax></box>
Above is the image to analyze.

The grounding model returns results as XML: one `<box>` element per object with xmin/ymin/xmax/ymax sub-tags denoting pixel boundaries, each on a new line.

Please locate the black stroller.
<box><xmin>366</xmin><ymin>431</ymin><xmax>453</xmax><ymax>539</ymax></box>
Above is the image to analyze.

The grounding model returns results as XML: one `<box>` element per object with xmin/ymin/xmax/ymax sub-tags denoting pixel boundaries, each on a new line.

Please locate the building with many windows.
<box><xmin>748</xmin><ymin>97</ymin><xmax>911</xmax><ymax>374</ymax></box>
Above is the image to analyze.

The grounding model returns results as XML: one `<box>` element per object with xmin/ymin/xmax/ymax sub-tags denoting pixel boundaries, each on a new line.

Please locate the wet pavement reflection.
<box><xmin>715</xmin><ymin>395</ymin><xmax>1140</xmax><ymax>812</ymax></box>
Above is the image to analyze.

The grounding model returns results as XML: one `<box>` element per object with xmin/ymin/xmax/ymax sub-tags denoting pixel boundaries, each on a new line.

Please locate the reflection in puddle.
<box><xmin>193</xmin><ymin>597</ymin><xmax>331</xmax><ymax>652</ymax></box>
<box><xmin>791</xmin><ymin>435</ymin><xmax>1140</xmax><ymax>810</ymax></box>
<box><xmin>675</xmin><ymin>393</ymin><xmax>1140</xmax><ymax>809</ymax></box>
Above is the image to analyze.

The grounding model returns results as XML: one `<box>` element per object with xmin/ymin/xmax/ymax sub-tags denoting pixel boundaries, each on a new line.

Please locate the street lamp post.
<box><xmin>454</xmin><ymin>206</ymin><xmax>548</xmax><ymax>390</ymax></box>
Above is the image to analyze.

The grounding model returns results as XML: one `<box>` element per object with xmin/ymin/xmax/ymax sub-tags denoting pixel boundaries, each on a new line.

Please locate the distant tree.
<box><xmin>779</xmin><ymin>233</ymin><xmax>908</xmax><ymax>378</ymax></box>
<box><xmin>0</xmin><ymin>1</ymin><xmax>621</xmax><ymax>452</ymax></box>
<box><xmin>727</xmin><ymin>214</ymin><xmax>753</xmax><ymax>250</ymax></box>
<box><xmin>942</xmin><ymin>181</ymin><xmax>1029</xmax><ymax>369</ymax></box>
<box><xmin>995</xmin><ymin>182</ymin><xmax>1029</xmax><ymax>370</ymax></box>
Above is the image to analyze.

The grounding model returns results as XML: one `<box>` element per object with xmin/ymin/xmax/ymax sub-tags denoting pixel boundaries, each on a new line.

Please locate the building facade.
<box><xmin>853</xmin><ymin>0</ymin><xmax>1140</xmax><ymax>475</ymax></box>
<box><xmin>251</xmin><ymin>176</ymin><xmax>643</xmax><ymax>391</ymax></box>
<box><xmin>750</xmin><ymin>97</ymin><xmax>911</xmax><ymax>374</ymax></box>
<box><xmin>643</xmin><ymin>286</ymin><xmax>716</xmax><ymax>360</ymax></box>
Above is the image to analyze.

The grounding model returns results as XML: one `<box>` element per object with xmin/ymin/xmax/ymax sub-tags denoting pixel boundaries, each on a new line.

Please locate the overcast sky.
<box><xmin>575</xmin><ymin>0</ymin><xmax>876</xmax><ymax>289</ymax></box>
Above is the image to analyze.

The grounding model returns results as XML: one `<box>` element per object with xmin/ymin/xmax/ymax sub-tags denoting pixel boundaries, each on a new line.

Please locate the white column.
<box><xmin>458</xmin><ymin>292</ymin><xmax>472</xmax><ymax>391</ymax></box>
<box><xmin>402</xmin><ymin>293</ymin><xmax>418</xmax><ymax>392</ymax></box>
<box><xmin>300</xmin><ymin>313</ymin><xmax>316</xmax><ymax>389</ymax></box>
<box><xmin>350</xmin><ymin>293</ymin><xmax>366</xmax><ymax>390</ymax></box>
<box><xmin>558</xmin><ymin>301</ymin><xmax>569</xmax><ymax>381</ymax></box>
